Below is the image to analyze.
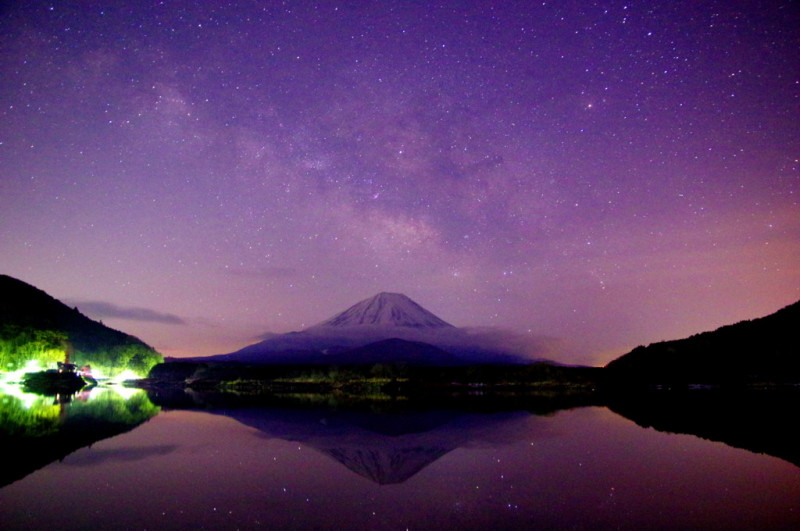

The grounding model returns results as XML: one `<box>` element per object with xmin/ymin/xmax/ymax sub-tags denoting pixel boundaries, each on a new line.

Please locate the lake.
<box><xmin>1</xmin><ymin>386</ymin><xmax>799</xmax><ymax>530</ymax></box>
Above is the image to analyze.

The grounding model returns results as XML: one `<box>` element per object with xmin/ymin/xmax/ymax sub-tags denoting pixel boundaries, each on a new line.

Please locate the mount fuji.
<box><xmin>312</xmin><ymin>292</ymin><xmax>453</xmax><ymax>329</ymax></box>
<box><xmin>201</xmin><ymin>292</ymin><xmax>544</xmax><ymax>365</ymax></box>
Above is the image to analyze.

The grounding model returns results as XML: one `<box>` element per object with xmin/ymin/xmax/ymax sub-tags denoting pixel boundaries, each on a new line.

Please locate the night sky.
<box><xmin>1</xmin><ymin>1</ymin><xmax>798</xmax><ymax>365</ymax></box>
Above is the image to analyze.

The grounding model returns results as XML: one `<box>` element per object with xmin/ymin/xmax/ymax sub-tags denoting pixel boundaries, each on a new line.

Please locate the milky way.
<box><xmin>1</xmin><ymin>1</ymin><xmax>798</xmax><ymax>363</ymax></box>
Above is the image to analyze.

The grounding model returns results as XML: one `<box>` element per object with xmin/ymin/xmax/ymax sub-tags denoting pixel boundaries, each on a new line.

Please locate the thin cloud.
<box><xmin>69</xmin><ymin>300</ymin><xmax>187</xmax><ymax>325</ymax></box>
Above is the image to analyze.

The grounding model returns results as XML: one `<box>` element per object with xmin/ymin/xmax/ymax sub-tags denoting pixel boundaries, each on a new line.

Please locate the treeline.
<box><xmin>0</xmin><ymin>325</ymin><xmax>67</xmax><ymax>370</ymax></box>
<box><xmin>147</xmin><ymin>360</ymin><xmax>603</xmax><ymax>395</ymax></box>
<box><xmin>0</xmin><ymin>323</ymin><xmax>162</xmax><ymax>376</ymax></box>
<box><xmin>74</xmin><ymin>341</ymin><xmax>164</xmax><ymax>377</ymax></box>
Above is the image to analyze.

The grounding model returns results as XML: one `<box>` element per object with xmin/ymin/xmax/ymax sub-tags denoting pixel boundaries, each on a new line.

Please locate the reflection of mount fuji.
<box><xmin>212</xmin><ymin>407</ymin><xmax>537</xmax><ymax>484</ymax></box>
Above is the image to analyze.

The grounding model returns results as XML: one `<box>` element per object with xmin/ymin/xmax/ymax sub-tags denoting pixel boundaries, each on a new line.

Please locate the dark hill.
<box><xmin>0</xmin><ymin>274</ymin><xmax>162</xmax><ymax>376</ymax></box>
<box><xmin>605</xmin><ymin>300</ymin><xmax>800</xmax><ymax>385</ymax></box>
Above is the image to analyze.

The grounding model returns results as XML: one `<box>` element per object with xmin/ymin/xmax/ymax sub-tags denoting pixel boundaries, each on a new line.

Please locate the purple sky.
<box><xmin>1</xmin><ymin>1</ymin><xmax>798</xmax><ymax>365</ymax></box>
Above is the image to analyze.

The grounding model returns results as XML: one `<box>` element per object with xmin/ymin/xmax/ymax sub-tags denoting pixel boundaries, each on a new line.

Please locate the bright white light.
<box><xmin>109</xmin><ymin>370</ymin><xmax>142</xmax><ymax>383</ymax></box>
<box><xmin>0</xmin><ymin>360</ymin><xmax>48</xmax><ymax>383</ymax></box>
<box><xmin>109</xmin><ymin>386</ymin><xmax>142</xmax><ymax>400</ymax></box>
<box><xmin>0</xmin><ymin>381</ymin><xmax>47</xmax><ymax>409</ymax></box>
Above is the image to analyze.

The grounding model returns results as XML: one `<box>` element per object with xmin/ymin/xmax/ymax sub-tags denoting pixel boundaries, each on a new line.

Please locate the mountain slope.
<box><xmin>605</xmin><ymin>300</ymin><xmax>800</xmax><ymax>384</ymax></box>
<box><xmin>327</xmin><ymin>338</ymin><xmax>462</xmax><ymax>366</ymax></box>
<box><xmin>0</xmin><ymin>274</ymin><xmax>163</xmax><ymax>376</ymax></box>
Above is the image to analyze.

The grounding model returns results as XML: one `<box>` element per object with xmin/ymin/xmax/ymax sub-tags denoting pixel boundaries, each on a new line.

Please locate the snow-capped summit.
<box><xmin>311</xmin><ymin>292</ymin><xmax>454</xmax><ymax>329</ymax></box>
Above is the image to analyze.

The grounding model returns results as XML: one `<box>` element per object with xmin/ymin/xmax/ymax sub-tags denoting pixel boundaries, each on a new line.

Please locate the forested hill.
<box><xmin>605</xmin><ymin>300</ymin><xmax>800</xmax><ymax>385</ymax></box>
<box><xmin>0</xmin><ymin>274</ymin><xmax>162</xmax><ymax>376</ymax></box>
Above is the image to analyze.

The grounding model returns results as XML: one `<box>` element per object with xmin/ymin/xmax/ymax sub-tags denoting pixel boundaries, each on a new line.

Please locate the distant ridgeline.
<box><xmin>0</xmin><ymin>274</ymin><xmax>162</xmax><ymax>376</ymax></box>
<box><xmin>606</xmin><ymin>300</ymin><xmax>800</xmax><ymax>385</ymax></box>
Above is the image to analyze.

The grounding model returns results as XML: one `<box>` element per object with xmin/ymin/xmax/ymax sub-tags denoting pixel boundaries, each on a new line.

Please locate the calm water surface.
<box><xmin>1</xmin><ymin>387</ymin><xmax>798</xmax><ymax>530</ymax></box>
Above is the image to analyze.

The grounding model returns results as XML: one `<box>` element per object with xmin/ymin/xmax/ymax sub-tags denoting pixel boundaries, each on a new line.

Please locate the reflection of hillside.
<box><xmin>0</xmin><ymin>388</ymin><xmax>160</xmax><ymax>487</ymax></box>
<box><xmin>606</xmin><ymin>389</ymin><xmax>800</xmax><ymax>468</ymax></box>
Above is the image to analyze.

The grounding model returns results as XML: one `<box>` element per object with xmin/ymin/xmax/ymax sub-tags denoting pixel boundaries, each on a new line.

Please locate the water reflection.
<box><xmin>147</xmin><ymin>387</ymin><xmax>800</xmax><ymax>471</ymax></box>
<box><xmin>215</xmin><ymin>407</ymin><xmax>536</xmax><ymax>484</ymax></box>
<box><xmin>146</xmin><ymin>390</ymin><xmax>594</xmax><ymax>484</ymax></box>
<box><xmin>2</xmin><ymin>389</ymin><xmax>799</xmax><ymax>530</ymax></box>
<box><xmin>0</xmin><ymin>385</ymin><xmax>160</xmax><ymax>487</ymax></box>
<box><xmin>606</xmin><ymin>388</ymin><xmax>800</xmax><ymax>467</ymax></box>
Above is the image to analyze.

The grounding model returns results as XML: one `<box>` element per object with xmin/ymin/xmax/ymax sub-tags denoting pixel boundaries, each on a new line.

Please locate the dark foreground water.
<box><xmin>1</xmin><ymin>386</ymin><xmax>799</xmax><ymax>530</ymax></box>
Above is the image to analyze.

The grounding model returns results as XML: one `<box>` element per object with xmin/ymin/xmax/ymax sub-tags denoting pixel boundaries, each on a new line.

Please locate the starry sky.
<box><xmin>1</xmin><ymin>1</ymin><xmax>798</xmax><ymax>365</ymax></box>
